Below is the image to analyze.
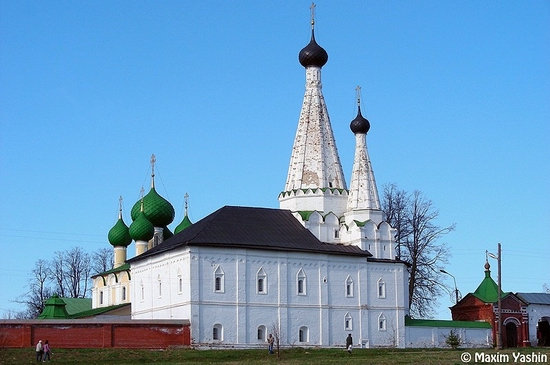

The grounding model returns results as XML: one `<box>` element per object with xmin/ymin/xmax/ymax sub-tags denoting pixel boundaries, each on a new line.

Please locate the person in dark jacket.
<box><xmin>346</xmin><ymin>334</ymin><xmax>353</xmax><ymax>354</ymax></box>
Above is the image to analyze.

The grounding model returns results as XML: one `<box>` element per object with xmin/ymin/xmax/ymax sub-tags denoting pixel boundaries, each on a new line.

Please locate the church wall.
<box><xmin>131</xmin><ymin>245</ymin><xmax>408</xmax><ymax>348</ymax></box>
<box><xmin>91</xmin><ymin>271</ymin><xmax>131</xmax><ymax>309</ymax></box>
<box><xmin>131</xmin><ymin>248</ymin><xmax>192</xmax><ymax>320</ymax></box>
<box><xmin>526</xmin><ymin>303</ymin><xmax>550</xmax><ymax>346</ymax></box>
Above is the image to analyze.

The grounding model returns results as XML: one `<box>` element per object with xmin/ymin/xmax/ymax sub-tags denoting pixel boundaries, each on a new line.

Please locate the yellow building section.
<box><xmin>91</xmin><ymin>263</ymin><xmax>131</xmax><ymax>308</ymax></box>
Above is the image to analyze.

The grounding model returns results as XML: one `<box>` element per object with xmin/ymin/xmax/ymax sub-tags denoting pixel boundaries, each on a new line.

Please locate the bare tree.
<box><xmin>50</xmin><ymin>247</ymin><xmax>92</xmax><ymax>298</ymax></box>
<box><xmin>91</xmin><ymin>247</ymin><xmax>114</xmax><ymax>274</ymax></box>
<box><xmin>382</xmin><ymin>183</ymin><xmax>412</xmax><ymax>259</ymax></box>
<box><xmin>270</xmin><ymin>321</ymin><xmax>283</xmax><ymax>359</ymax></box>
<box><xmin>51</xmin><ymin>250</ymin><xmax>66</xmax><ymax>297</ymax></box>
<box><xmin>14</xmin><ymin>259</ymin><xmax>54</xmax><ymax>318</ymax></box>
<box><xmin>382</xmin><ymin>184</ymin><xmax>455</xmax><ymax>318</ymax></box>
<box><xmin>65</xmin><ymin>247</ymin><xmax>91</xmax><ymax>298</ymax></box>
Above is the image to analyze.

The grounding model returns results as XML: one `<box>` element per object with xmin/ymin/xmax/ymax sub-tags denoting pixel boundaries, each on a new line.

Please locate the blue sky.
<box><xmin>1</xmin><ymin>1</ymin><xmax>548</xmax><ymax>319</ymax></box>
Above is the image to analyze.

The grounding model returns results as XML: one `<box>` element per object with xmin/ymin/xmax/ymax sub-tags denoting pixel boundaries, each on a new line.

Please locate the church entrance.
<box><xmin>538</xmin><ymin>318</ymin><xmax>550</xmax><ymax>346</ymax></box>
<box><xmin>506</xmin><ymin>322</ymin><xmax>518</xmax><ymax>347</ymax></box>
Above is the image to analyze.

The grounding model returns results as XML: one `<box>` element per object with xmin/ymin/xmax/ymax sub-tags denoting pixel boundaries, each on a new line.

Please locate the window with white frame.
<box><xmin>345</xmin><ymin>275</ymin><xmax>354</xmax><ymax>297</ymax></box>
<box><xmin>257</xmin><ymin>325</ymin><xmax>266</xmax><ymax>341</ymax></box>
<box><xmin>99</xmin><ymin>291</ymin><xmax>104</xmax><ymax>305</ymax></box>
<box><xmin>213</xmin><ymin>323</ymin><xmax>223</xmax><ymax>341</ymax></box>
<box><xmin>214</xmin><ymin>265</ymin><xmax>225</xmax><ymax>293</ymax></box>
<box><xmin>177</xmin><ymin>269</ymin><xmax>183</xmax><ymax>293</ymax></box>
<box><xmin>140</xmin><ymin>280</ymin><xmax>144</xmax><ymax>301</ymax></box>
<box><xmin>345</xmin><ymin>312</ymin><xmax>353</xmax><ymax>330</ymax></box>
<box><xmin>158</xmin><ymin>275</ymin><xmax>162</xmax><ymax>297</ymax></box>
<box><xmin>377</xmin><ymin>278</ymin><xmax>386</xmax><ymax>298</ymax></box>
<box><xmin>122</xmin><ymin>286</ymin><xmax>126</xmax><ymax>301</ymax></box>
<box><xmin>299</xmin><ymin>326</ymin><xmax>309</xmax><ymax>343</ymax></box>
<box><xmin>297</xmin><ymin>268</ymin><xmax>306</xmax><ymax>295</ymax></box>
<box><xmin>378</xmin><ymin>313</ymin><xmax>386</xmax><ymax>331</ymax></box>
<box><xmin>257</xmin><ymin>267</ymin><xmax>267</xmax><ymax>294</ymax></box>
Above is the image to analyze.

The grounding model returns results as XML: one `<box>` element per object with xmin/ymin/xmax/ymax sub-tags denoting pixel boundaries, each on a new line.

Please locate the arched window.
<box><xmin>297</xmin><ymin>268</ymin><xmax>307</xmax><ymax>295</ymax></box>
<box><xmin>378</xmin><ymin>313</ymin><xmax>386</xmax><ymax>331</ymax></box>
<box><xmin>257</xmin><ymin>267</ymin><xmax>267</xmax><ymax>294</ymax></box>
<box><xmin>299</xmin><ymin>326</ymin><xmax>309</xmax><ymax>343</ymax></box>
<box><xmin>122</xmin><ymin>286</ymin><xmax>127</xmax><ymax>301</ymax></box>
<box><xmin>99</xmin><ymin>291</ymin><xmax>104</xmax><ymax>305</ymax></box>
<box><xmin>213</xmin><ymin>324</ymin><xmax>223</xmax><ymax>341</ymax></box>
<box><xmin>345</xmin><ymin>312</ymin><xmax>353</xmax><ymax>330</ymax></box>
<box><xmin>214</xmin><ymin>265</ymin><xmax>225</xmax><ymax>293</ymax></box>
<box><xmin>377</xmin><ymin>278</ymin><xmax>386</xmax><ymax>299</ymax></box>
<box><xmin>346</xmin><ymin>276</ymin><xmax>354</xmax><ymax>297</ymax></box>
<box><xmin>177</xmin><ymin>269</ymin><xmax>183</xmax><ymax>293</ymax></box>
<box><xmin>257</xmin><ymin>325</ymin><xmax>266</xmax><ymax>341</ymax></box>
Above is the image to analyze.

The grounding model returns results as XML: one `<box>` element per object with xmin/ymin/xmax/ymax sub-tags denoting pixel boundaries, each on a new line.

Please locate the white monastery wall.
<box><xmin>130</xmin><ymin>245</ymin><xmax>408</xmax><ymax>347</ymax></box>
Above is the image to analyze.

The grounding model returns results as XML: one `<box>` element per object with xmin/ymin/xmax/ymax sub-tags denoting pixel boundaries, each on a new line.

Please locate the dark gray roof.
<box><xmin>516</xmin><ymin>292</ymin><xmax>550</xmax><ymax>305</ymax></box>
<box><xmin>128</xmin><ymin>206</ymin><xmax>372</xmax><ymax>263</ymax></box>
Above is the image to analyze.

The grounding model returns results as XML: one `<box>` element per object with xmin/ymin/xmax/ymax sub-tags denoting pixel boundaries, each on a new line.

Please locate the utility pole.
<box><xmin>488</xmin><ymin>243</ymin><xmax>502</xmax><ymax>350</ymax></box>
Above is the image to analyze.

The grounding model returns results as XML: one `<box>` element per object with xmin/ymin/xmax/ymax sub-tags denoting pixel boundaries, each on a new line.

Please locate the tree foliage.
<box><xmin>382</xmin><ymin>183</ymin><xmax>455</xmax><ymax>318</ymax></box>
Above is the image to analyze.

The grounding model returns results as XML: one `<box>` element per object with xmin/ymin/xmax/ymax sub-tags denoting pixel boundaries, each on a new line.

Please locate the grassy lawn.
<box><xmin>0</xmin><ymin>347</ymin><xmax>547</xmax><ymax>364</ymax></box>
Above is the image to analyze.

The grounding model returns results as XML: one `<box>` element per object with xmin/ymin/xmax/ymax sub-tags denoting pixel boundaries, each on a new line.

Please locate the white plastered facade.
<box><xmin>130</xmin><ymin>245</ymin><xmax>408</xmax><ymax>348</ymax></box>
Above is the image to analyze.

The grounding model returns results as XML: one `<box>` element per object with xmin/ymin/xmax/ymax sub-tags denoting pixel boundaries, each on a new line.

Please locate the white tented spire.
<box><xmin>345</xmin><ymin>87</ymin><xmax>382</xmax><ymax>224</ymax></box>
<box><xmin>279</xmin><ymin>16</ymin><xmax>347</xmax><ymax>215</ymax></box>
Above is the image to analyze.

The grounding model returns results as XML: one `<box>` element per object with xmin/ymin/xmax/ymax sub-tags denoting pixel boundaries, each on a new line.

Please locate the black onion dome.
<box><xmin>350</xmin><ymin>105</ymin><xmax>370</xmax><ymax>134</ymax></box>
<box><xmin>299</xmin><ymin>29</ymin><xmax>328</xmax><ymax>68</ymax></box>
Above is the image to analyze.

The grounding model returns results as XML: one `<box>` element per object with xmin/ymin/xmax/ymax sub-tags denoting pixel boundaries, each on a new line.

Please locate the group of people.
<box><xmin>35</xmin><ymin>340</ymin><xmax>52</xmax><ymax>362</ymax></box>
<box><xmin>266</xmin><ymin>333</ymin><xmax>354</xmax><ymax>355</ymax></box>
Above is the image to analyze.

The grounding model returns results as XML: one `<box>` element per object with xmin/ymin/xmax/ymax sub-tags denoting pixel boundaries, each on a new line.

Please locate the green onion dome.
<box><xmin>108</xmin><ymin>216</ymin><xmax>132</xmax><ymax>247</ymax></box>
<box><xmin>163</xmin><ymin>226</ymin><xmax>173</xmax><ymax>240</ymax></box>
<box><xmin>131</xmin><ymin>187</ymin><xmax>175</xmax><ymax>227</ymax></box>
<box><xmin>174</xmin><ymin>215</ymin><xmax>193</xmax><ymax>234</ymax></box>
<box><xmin>129</xmin><ymin>210</ymin><xmax>155</xmax><ymax>242</ymax></box>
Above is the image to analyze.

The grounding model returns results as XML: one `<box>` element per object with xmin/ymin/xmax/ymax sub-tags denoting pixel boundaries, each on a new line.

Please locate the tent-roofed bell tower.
<box><xmin>340</xmin><ymin>87</ymin><xmax>396</xmax><ymax>258</ymax></box>
<box><xmin>279</xmin><ymin>3</ymin><xmax>347</xmax><ymax>216</ymax></box>
<box><xmin>344</xmin><ymin>86</ymin><xmax>383</xmax><ymax>225</ymax></box>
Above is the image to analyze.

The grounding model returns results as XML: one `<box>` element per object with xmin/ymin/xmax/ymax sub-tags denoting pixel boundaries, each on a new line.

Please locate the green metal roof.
<box><xmin>472</xmin><ymin>269</ymin><xmax>507</xmax><ymax>303</ymax></box>
<box><xmin>62</xmin><ymin>297</ymin><xmax>93</xmax><ymax>315</ymax></box>
<box><xmin>91</xmin><ymin>262</ymin><xmax>130</xmax><ymax>278</ymax></box>
<box><xmin>69</xmin><ymin>303</ymin><xmax>130</xmax><ymax>319</ymax></box>
<box><xmin>38</xmin><ymin>295</ymin><xmax>128</xmax><ymax>319</ymax></box>
<box><xmin>38</xmin><ymin>295</ymin><xmax>92</xmax><ymax>319</ymax></box>
<box><xmin>405</xmin><ymin>316</ymin><xmax>491</xmax><ymax>329</ymax></box>
<box><xmin>37</xmin><ymin>294</ymin><xmax>69</xmax><ymax>319</ymax></box>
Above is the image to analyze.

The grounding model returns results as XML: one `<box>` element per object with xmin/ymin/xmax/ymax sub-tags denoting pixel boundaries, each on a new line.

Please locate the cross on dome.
<box><xmin>310</xmin><ymin>2</ymin><xmax>316</xmax><ymax>28</ymax></box>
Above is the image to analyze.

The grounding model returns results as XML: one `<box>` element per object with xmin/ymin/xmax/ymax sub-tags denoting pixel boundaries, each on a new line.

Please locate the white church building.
<box><xmin>96</xmin><ymin>13</ymin><xmax>410</xmax><ymax>348</ymax></box>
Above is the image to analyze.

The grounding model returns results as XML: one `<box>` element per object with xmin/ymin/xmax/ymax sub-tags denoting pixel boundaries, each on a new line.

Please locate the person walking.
<box><xmin>346</xmin><ymin>333</ymin><xmax>353</xmax><ymax>354</ymax></box>
<box><xmin>42</xmin><ymin>340</ymin><xmax>51</xmax><ymax>362</ymax></box>
<box><xmin>35</xmin><ymin>340</ymin><xmax>43</xmax><ymax>362</ymax></box>
<box><xmin>267</xmin><ymin>333</ymin><xmax>274</xmax><ymax>354</ymax></box>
